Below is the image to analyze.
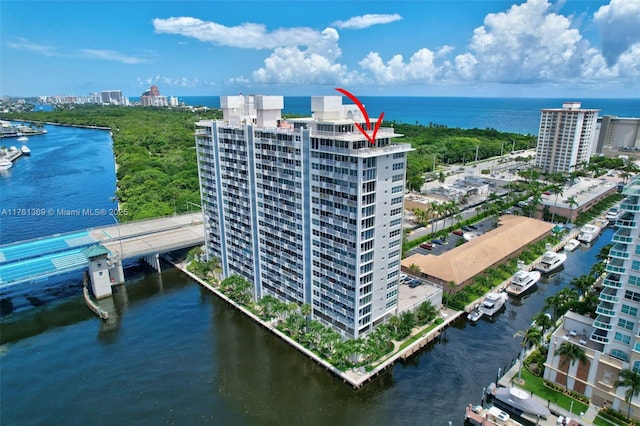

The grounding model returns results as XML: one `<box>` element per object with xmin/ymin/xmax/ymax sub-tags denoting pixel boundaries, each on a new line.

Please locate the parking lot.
<box><xmin>406</xmin><ymin>216</ymin><xmax>499</xmax><ymax>258</ymax></box>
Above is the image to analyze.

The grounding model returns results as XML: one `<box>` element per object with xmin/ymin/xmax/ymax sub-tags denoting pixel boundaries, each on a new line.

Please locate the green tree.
<box><xmin>556</xmin><ymin>342</ymin><xmax>588</xmax><ymax>369</ymax></box>
<box><xmin>549</xmin><ymin>184</ymin><xmax>564</xmax><ymax>223</ymax></box>
<box><xmin>614</xmin><ymin>369</ymin><xmax>640</xmax><ymax>420</ymax></box>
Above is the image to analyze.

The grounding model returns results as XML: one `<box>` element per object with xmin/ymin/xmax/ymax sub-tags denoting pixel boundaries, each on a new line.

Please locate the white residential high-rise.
<box><xmin>544</xmin><ymin>175</ymin><xmax>640</xmax><ymax>416</ymax></box>
<box><xmin>195</xmin><ymin>95</ymin><xmax>412</xmax><ymax>338</ymax></box>
<box><xmin>534</xmin><ymin>102</ymin><xmax>600</xmax><ymax>174</ymax></box>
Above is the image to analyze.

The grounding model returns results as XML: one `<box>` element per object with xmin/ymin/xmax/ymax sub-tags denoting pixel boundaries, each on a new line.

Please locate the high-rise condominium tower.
<box><xmin>195</xmin><ymin>95</ymin><xmax>412</xmax><ymax>338</ymax></box>
<box><xmin>534</xmin><ymin>102</ymin><xmax>599</xmax><ymax>174</ymax></box>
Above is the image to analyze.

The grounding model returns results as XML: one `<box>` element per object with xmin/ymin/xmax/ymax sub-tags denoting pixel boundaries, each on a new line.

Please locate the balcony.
<box><xmin>591</xmin><ymin>328</ymin><xmax>610</xmax><ymax>344</ymax></box>
<box><xmin>609</xmin><ymin>243</ymin><xmax>630</xmax><ymax>260</ymax></box>
<box><xmin>595</xmin><ymin>301</ymin><xmax>616</xmax><ymax>317</ymax></box>
<box><xmin>593</xmin><ymin>315</ymin><xmax>613</xmax><ymax>331</ymax></box>
<box><xmin>616</xmin><ymin>213</ymin><xmax>637</xmax><ymax>229</ymax></box>
<box><xmin>606</xmin><ymin>258</ymin><xmax>626</xmax><ymax>275</ymax></box>
<box><xmin>620</xmin><ymin>196</ymin><xmax>639</xmax><ymax>212</ymax></box>
<box><xmin>602</xmin><ymin>273</ymin><xmax>622</xmax><ymax>289</ymax></box>
<box><xmin>612</xmin><ymin>228</ymin><xmax>634</xmax><ymax>244</ymax></box>
<box><xmin>599</xmin><ymin>287</ymin><xmax>619</xmax><ymax>303</ymax></box>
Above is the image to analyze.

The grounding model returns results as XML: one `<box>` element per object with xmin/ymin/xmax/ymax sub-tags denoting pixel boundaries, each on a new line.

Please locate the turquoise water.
<box><xmin>160</xmin><ymin>96</ymin><xmax>640</xmax><ymax>136</ymax></box>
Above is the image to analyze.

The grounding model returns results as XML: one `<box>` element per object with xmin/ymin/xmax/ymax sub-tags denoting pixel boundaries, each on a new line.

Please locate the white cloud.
<box><xmin>359</xmin><ymin>48</ymin><xmax>441</xmax><ymax>84</ymax></box>
<box><xmin>252</xmin><ymin>28</ymin><xmax>364</xmax><ymax>85</ymax></box>
<box><xmin>7</xmin><ymin>38</ymin><xmax>57</xmax><ymax>57</ymax></box>
<box><xmin>137</xmin><ymin>74</ymin><xmax>213</xmax><ymax>88</ymax></box>
<box><xmin>593</xmin><ymin>0</ymin><xmax>640</xmax><ymax>66</ymax></box>
<box><xmin>153</xmin><ymin>17</ymin><xmax>323</xmax><ymax>49</ymax></box>
<box><xmin>332</xmin><ymin>14</ymin><xmax>401</xmax><ymax>30</ymax></box>
<box><xmin>81</xmin><ymin>49</ymin><xmax>146</xmax><ymax>64</ymax></box>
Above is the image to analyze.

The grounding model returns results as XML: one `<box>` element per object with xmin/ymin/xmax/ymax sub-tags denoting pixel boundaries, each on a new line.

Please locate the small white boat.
<box><xmin>465</xmin><ymin>404</ymin><xmax>524</xmax><ymax>426</ymax></box>
<box><xmin>577</xmin><ymin>223</ymin><xmax>601</xmax><ymax>243</ymax></box>
<box><xmin>505</xmin><ymin>269</ymin><xmax>541</xmax><ymax>296</ymax></box>
<box><xmin>17</xmin><ymin>136</ymin><xmax>28</xmax><ymax>143</ymax></box>
<box><xmin>468</xmin><ymin>304</ymin><xmax>482</xmax><ymax>322</ymax></box>
<box><xmin>0</xmin><ymin>158</ymin><xmax>12</xmax><ymax>170</ymax></box>
<box><xmin>564</xmin><ymin>239</ymin><xmax>580</xmax><ymax>252</ymax></box>
<box><xmin>479</xmin><ymin>292</ymin><xmax>507</xmax><ymax>317</ymax></box>
<box><xmin>20</xmin><ymin>145</ymin><xmax>31</xmax><ymax>155</ymax></box>
<box><xmin>536</xmin><ymin>251</ymin><xmax>567</xmax><ymax>274</ymax></box>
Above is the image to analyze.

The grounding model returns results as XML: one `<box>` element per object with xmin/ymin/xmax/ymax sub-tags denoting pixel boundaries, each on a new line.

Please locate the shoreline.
<box><xmin>162</xmin><ymin>254</ymin><xmax>463</xmax><ymax>389</ymax></box>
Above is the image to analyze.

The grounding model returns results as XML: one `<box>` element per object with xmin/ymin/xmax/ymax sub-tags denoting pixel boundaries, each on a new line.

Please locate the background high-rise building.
<box><xmin>593</xmin><ymin>115</ymin><xmax>640</xmax><ymax>155</ymax></box>
<box><xmin>140</xmin><ymin>85</ymin><xmax>168</xmax><ymax>107</ymax></box>
<box><xmin>544</xmin><ymin>175</ymin><xmax>640</xmax><ymax>416</ymax></box>
<box><xmin>534</xmin><ymin>102</ymin><xmax>600</xmax><ymax>174</ymax></box>
<box><xmin>195</xmin><ymin>95</ymin><xmax>412</xmax><ymax>338</ymax></box>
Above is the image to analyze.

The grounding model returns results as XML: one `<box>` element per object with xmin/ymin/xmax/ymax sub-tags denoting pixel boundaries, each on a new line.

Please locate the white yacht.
<box><xmin>564</xmin><ymin>239</ymin><xmax>580</xmax><ymax>252</ymax></box>
<box><xmin>535</xmin><ymin>251</ymin><xmax>567</xmax><ymax>274</ymax></box>
<box><xmin>479</xmin><ymin>292</ymin><xmax>507</xmax><ymax>317</ymax></box>
<box><xmin>0</xmin><ymin>158</ymin><xmax>12</xmax><ymax>170</ymax></box>
<box><xmin>577</xmin><ymin>223</ymin><xmax>601</xmax><ymax>243</ymax></box>
<box><xmin>505</xmin><ymin>269</ymin><xmax>541</xmax><ymax>297</ymax></box>
<box><xmin>468</xmin><ymin>304</ymin><xmax>483</xmax><ymax>323</ymax></box>
<box><xmin>606</xmin><ymin>207</ymin><xmax>620</xmax><ymax>223</ymax></box>
<box><xmin>17</xmin><ymin>136</ymin><xmax>29</xmax><ymax>143</ymax></box>
<box><xmin>20</xmin><ymin>145</ymin><xmax>31</xmax><ymax>155</ymax></box>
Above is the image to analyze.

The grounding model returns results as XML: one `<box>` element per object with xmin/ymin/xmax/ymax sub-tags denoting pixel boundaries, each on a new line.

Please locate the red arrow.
<box><xmin>335</xmin><ymin>88</ymin><xmax>384</xmax><ymax>146</ymax></box>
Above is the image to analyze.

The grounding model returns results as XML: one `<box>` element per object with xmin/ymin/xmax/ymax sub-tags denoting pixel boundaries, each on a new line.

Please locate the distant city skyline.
<box><xmin>1</xmin><ymin>0</ymin><xmax>639</xmax><ymax>98</ymax></box>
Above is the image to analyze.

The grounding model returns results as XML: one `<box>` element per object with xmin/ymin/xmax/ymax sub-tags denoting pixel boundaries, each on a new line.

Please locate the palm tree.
<box><xmin>532</xmin><ymin>312</ymin><xmax>554</xmax><ymax>334</ymax></box>
<box><xmin>554</xmin><ymin>342</ymin><xmax>588</xmax><ymax>391</ymax></box>
<box><xmin>570</xmin><ymin>275</ymin><xmax>595</xmax><ymax>297</ymax></box>
<box><xmin>614</xmin><ymin>369</ymin><xmax>640</xmax><ymax>420</ymax></box>
<box><xmin>549</xmin><ymin>184</ymin><xmax>564</xmax><ymax>223</ymax></box>
<box><xmin>565</xmin><ymin>196</ymin><xmax>578</xmax><ymax>223</ymax></box>
<box><xmin>556</xmin><ymin>341</ymin><xmax>588</xmax><ymax>369</ymax></box>
<box><xmin>514</xmin><ymin>327</ymin><xmax>543</xmax><ymax>381</ymax></box>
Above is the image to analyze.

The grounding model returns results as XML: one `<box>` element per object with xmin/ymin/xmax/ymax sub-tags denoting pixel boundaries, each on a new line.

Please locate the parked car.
<box><xmin>409</xmin><ymin>279</ymin><xmax>422</xmax><ymax>288</ymax></box>
<box><xmin>468</xmin><ymin>224</ymin><xmax>478</xmax><ymax>230</ymax></box>
<box><xmin>420</xmin><ymin>242</ymin><xmax>434</xmax><ymax>250</ymax></box>
<box><xmin>452</xmin><ymin>229</ymin><xmax>464</xmax><ymax>236</ymax></box>
<box><xmin>462</xmin><ymin>225</ymin><xmax>472</xmax><ymax>231</ymax></box>
<box><xmin>432</xmin><ymin>239</ymin><xmax>445</xmax><ymax>245</ymax></box>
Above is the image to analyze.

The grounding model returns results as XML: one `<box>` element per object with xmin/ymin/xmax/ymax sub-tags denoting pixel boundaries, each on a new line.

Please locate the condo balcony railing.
<box><xmin>593</xmin><ymin>315</ymin><xmax>613</xmax><ymax>331</ymax></box>
<box><xmin>609</xmin><ymin>243</ymin><xmax>630</xmax><ymax>260</ymax></box>
<box><xmin>612</xmin><ymin>228</ymin><xmax>633</xmax><ymax>244</ymax></box>
<box><xmin>620</xmin><ymin>196</ymin><xmax>639</xmax><ymax>212</ymax></box>
<box><xmin>599</xmin><ymin>287</ymin><xmax>619</xmax><ymax>303</ymax></box>
<box><xmin>616</xmin><ymin>214</ymin><xmax>637</xmax><ymax>229</ymax></box>
<box><xmin>602</xmin><ymin>274</ymin><xmax>622</xmax><ymax>288</ymax></box>
<box><xmin>595</xmin><ymin>302</ymin><xmax>616</xmax><ymax>317</ymax></box>
<box><xmin>606</xmin><ymin>258</ymin><xmax>626</xmax><ymax>275</ymax></box>
<box><xmin>591</xmin><ymin>328</ymin><xmax>610</xmax><ymax>344</ymax></box>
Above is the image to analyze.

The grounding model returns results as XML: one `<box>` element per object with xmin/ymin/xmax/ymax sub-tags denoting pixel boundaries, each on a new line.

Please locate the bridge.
<box><xmin>0</xmin><ymin>213</ymin><xmax>205</xmax><ymax>289</ymax></box>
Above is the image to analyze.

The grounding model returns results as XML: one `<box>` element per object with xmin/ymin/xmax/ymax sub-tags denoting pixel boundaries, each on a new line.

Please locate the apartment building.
<box><xmin>544</xmin><ymin>175</ymin><xmax>640</xmax><ymax>418</ymax></box>
<box><xmin>594</xmin><ymin>116</ymin><xmax>640</xmax><ymax>154</ymax></box>
<box><xmin>534</xmin><ymin>102</ymin><xmax>600</xmax><ymax>174</ymax></box>
<box><xmin>195</xmin><ymin>95</ymin><xmax>412</xmax><ymax>338</ymax></box>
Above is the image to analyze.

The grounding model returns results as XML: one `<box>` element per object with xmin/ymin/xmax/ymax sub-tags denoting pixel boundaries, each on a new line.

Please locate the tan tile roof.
<box><xmin>402</xmin><ymin>215</ymin><xmax>554</xmax><ymax>284</ymax></box>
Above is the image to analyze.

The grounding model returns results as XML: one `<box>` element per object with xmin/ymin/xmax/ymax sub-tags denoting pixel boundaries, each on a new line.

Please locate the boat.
<box><xmin>564</xmin><ymin>239</ymin><xmax>580</xmax><ymax>252</ymax></box>
<box><xmin>17</xmin><ymin>136</ymin><xmax>28</xmax><ymax>143</ymax></box>
<box><xmin>606</xmin><ymin>207</ymin><xmax>620</xmax><ymax>223</ymax></box>
<box><xmin>465</xmin><ymin>404</ymin><xmax>524</xmax><ymax>426</ymax></box>
<box><xmin>487</xmin><ymin>383</ymin><xmax>551</xmax><ymax>419</ymax></box>
<box><xmin>479</xmin><ymin>292</ymin><xmax>507</xmax><ymax>317</ymax></box>
<box><xmin>468</xmin><ymin>304</ymin><xmax>483</xmax><ymax>323</ymax></box>
<box><xmin>20</xmin><ymin>145</ymin><xmax>31</xmax><ymax>155</ymax></box>
<box><xmin>577</xmin><ymin>223</ymin><xmax>601</xmax><ymax>243</ymax></box>
<box><xmin>0</xmin><ymin>158</ymin><xmax>12</xmax><ymax>170</ymax></box>
<box><xmin>535</xmin><ymin>251</ymin><xmax>567</xmax><ymax>274</ymax></box>
<box><xmin>505</xmin><ymin>269</ymin><xmax>541</xmax><ymax>297</ymax></box>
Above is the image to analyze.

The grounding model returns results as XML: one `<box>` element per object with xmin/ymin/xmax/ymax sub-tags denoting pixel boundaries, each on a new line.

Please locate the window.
<box><xmin>392</xmin><ymin>174</ymin><xmax>404</xmax><ymax>182</ymax></box>
<box><xmin>632</xmin><ymin>260</ymin><xmax>640</xmax><ymax>272</ymax></box>
<box><xmin>625</xmin><ymin>290</ymin><xmax>640</xmax><ymax>302</ymax></box>
<box><xmin>391</xmin><ymin>185</ymin><xmax>404</xmax><ymax>194</ymax></box>
<box><xmin>615</xmin><ymin>332</ymin><xmax>631</xmax><ymax>344</ymax></box>
<box><xmin>633</xmin><ymin>361</ymin><xmax>640</xmax><ymax>373</ymax></box>
<box><xmin>392</xmin><ymin>162</ymin><xmax>404</xmax><ymax>171</ymax></box>
<box><xmin>622</xmin><ymin>304</ymin><xmax>638</xmax><ymax>317</ymax></box>
<box><xmin>611</xmin><ymin>348</ymin><xmax>629</xmax><ymax>361</ymax></box>
<box><xmin>618</xmin><ymin>318</ymin><xmax>635</xmax><ymax>331</ymax></box>
<box><xmin>629</xmin><ymin>275</ymin><xmax>640</xmax><ymax>288</ymax></box>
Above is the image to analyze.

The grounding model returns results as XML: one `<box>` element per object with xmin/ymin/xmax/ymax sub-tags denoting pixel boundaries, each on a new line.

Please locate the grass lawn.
<box><xmin>518</xmin><ymin>369</ymin><xmax>589</xmax><ymax>416</ymax></box>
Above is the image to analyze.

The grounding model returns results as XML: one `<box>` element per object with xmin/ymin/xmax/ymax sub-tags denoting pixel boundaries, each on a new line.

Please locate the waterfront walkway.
<box><xmin>0</xmin><ymin>213</ymin><xmax>203</xmax><ymax>287</ymax></box>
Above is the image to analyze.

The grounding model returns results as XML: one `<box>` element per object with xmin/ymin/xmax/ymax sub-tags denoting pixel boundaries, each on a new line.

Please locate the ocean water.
<box><xmin>169</xmin><ymin>96</ymin><xmax>640</xmax><ymax>136</ymax></box>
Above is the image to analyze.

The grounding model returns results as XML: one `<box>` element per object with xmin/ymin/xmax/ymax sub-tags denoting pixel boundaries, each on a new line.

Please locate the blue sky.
<box><xmin>1</xmin><ymin>0</ymin><xmax>639</xmax><ymax>98</ymax></box>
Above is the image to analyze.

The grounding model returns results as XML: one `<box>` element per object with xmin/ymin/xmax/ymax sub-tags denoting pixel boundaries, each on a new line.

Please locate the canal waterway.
<box><xmin>0</xmin><ymin>122</ymin><xmax>614</xmax><ymax>425</ymax></box>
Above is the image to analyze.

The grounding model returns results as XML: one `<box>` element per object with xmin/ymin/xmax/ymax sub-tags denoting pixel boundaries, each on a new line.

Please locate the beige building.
<box><xmin>401</xmin><ymin>215</ymin><xmax>553</xmax><ymax>290</ymax></box>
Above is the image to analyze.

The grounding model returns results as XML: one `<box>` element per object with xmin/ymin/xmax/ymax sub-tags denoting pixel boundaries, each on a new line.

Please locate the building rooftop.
<box><xmin>402</xmin><ymin>215</ymin><xmax>554</xmax><ymax>285</ymax></box>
